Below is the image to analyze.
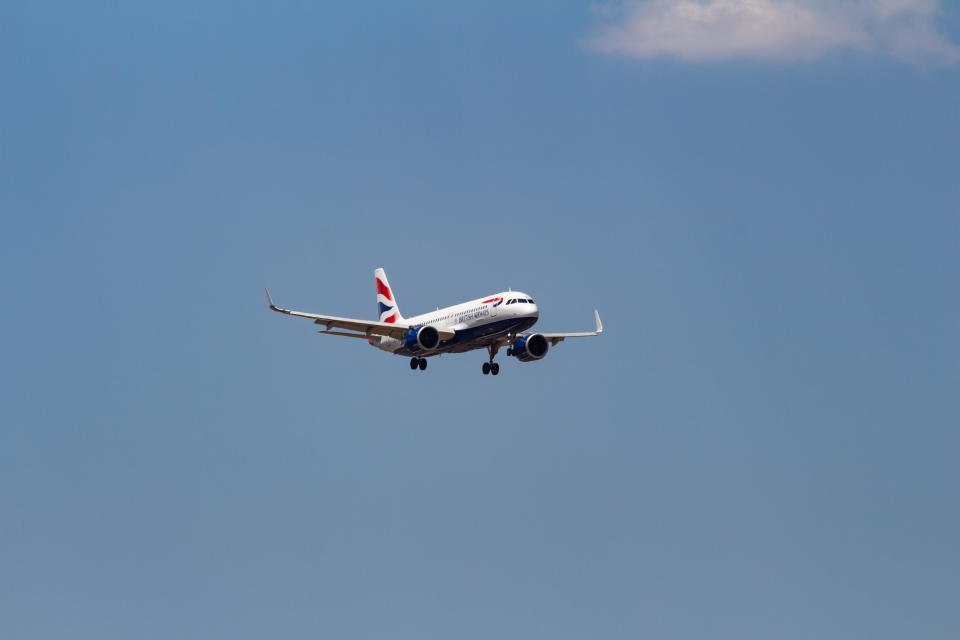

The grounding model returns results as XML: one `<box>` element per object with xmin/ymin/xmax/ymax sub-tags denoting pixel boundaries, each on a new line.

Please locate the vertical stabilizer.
<box><xmin>375</xmin><ymin>268</ymin><xmax>403</xmax><ymax>323</ymax></box>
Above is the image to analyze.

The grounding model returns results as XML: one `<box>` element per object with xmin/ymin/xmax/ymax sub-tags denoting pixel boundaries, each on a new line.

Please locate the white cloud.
<box><xmin>584</xmin><ymin>0</ymin><xmax>960</xmax><ymax>65</ymax></box>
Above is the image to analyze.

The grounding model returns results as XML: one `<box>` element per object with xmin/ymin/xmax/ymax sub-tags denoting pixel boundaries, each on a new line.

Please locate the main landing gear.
<box><xmin>482</xmin><ymin>344</ymin><xmax>500</xmax><ymax>376</ymax></box>
<box><xmin>410</xmin><ymin>357</ymin><xmax>427</xmax><ymax>371</ymax></box>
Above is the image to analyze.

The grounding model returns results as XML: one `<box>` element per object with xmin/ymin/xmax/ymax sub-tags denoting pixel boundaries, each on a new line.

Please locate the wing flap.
<box><xmin>317</xmin><ymin>330</ymin><xmax>374</xmax><ymax>339</ymax></box>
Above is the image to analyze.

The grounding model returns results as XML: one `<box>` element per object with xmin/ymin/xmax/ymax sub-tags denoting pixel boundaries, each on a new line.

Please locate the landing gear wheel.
<box><xmin>506</xmin><ymin>348</ymin><xmax>512</xmax><ymax>357</ymax></box>
<box><xmin>491</xmin><ymin>363</ymin><xmax>500</xmax><ymax>375</ymax></box>
<box><xmin>482</xmin><ymin>362</ymin><xmax>491</xmax><ymax>375</ymax></box>
<box><xmin>410</xmin><ymin>357</ymin><xmax>419</xmax><ymax>370</ymax></box>
<box><xmin>418</xmin><ymin>358</ymin><xmax>427</xmax><ymax>371</ymax></box>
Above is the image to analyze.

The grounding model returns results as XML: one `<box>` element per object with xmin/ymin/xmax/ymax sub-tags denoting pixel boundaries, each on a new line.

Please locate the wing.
<box><xmin>538</xmin><ymin>309</ymin><xmax>604</xmax><ymax>345</ymax></box>
<box><xmin>265</xmin><ymin>288</ymin><xmax>454</xmax><ymax>341</ymax></box>
<box><xmin>493</xmin><ymin>310</ymin><xmax>604</xmax><ymax>349</ymax></box>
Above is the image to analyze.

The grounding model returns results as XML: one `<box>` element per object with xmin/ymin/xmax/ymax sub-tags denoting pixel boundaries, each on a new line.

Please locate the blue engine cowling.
<box><xmin>404</xmin><ymin>325</ymin><xmax>440</xmax><ymax>353</ymax></box>
<box><xmin>513</xmin><ymin>334</ymin><xmax>549</xmax><ymax>362</ymax></box>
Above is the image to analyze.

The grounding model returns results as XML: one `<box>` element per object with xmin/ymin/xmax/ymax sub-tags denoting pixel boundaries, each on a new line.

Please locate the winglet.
<box><xmin>265</xmin><ymin>287</ymin><xmax>279</xmax><ymax>311</ymax></box>
<box><xmin>594</xmin><ymin>309</ymin><xmax>603</xmax><ymax>334</ymax></box>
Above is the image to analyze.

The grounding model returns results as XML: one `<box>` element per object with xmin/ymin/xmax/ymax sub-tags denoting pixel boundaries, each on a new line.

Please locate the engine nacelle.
<box><xmin>513</xmin><ymin>333</ymin><xmax>549</xmax><ymax>362</ymax></box>
<box><xmin>404</xmin><ymin>325</ymin><xmax>440</xmax><ymax>353</ymax></box>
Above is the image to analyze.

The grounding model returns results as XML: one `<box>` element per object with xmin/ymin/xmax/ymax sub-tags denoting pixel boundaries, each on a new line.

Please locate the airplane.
<box><xmin>266</xmin><ymin>268</ymin><xmax>602</xmax><ymax>375</ymax></box>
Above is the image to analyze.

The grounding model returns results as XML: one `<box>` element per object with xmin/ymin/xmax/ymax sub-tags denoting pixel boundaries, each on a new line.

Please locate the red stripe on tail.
<box><xmin>376</xmin><ymin>278</ymin><xmax>393</xmax><ymax>301</ymax></box>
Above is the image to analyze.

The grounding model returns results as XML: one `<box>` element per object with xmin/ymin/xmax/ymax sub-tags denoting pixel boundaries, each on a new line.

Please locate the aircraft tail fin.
<box><xmin>375</xmin><ymin>268</ymin><xmax>403</xmax><ymax>323</ymax></box>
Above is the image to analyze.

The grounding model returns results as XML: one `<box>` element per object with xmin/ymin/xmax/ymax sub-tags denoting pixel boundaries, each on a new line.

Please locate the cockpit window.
<box><xmin>527</xmin><ymin>299</ymin><xmax>534</xmax><ymax>304</ymax></box>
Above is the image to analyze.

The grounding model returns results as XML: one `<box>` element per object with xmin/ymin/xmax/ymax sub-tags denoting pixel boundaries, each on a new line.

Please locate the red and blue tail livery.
<box><xmin>375</xmin><ymin>268</ymin><xmax>401</xmax><ymax>324</ymax></box>
<box><xmin>266</xmin><ymin>268</ymin><xmax>602</xmax><ymax>376</ymax></box>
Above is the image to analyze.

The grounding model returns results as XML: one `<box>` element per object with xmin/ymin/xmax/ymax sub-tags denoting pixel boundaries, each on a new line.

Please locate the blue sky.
<box><xmin>1</xmin><ymin>2</ymin><xmax>958</xmax><ymax>638</ymax></box>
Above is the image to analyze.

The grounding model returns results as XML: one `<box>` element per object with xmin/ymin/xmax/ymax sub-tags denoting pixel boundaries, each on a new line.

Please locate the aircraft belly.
<box><xmin>394</xmin><ymin>316</ymin><xmax>536</xmax><ymax>357</ymax></box>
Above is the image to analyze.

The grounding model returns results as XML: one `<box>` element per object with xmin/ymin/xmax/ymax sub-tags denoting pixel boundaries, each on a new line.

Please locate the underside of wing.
<box><xmin>316</xmin><ymin>329</ymin><xmax>377</xmax><ymax>339</ymax></box>
<box><xmin>266</xmin><ymin>288</ymin><xmax>454</xmax><ymax>340</ymax></box>
<box><xmin>523</xmin><ymin>309</ymin><xmax>604</xmax><ymax>345</ymax></box>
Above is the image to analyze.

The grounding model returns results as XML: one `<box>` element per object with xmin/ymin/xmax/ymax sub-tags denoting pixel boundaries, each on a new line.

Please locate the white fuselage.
<box><xmin>369</xmin><ymin>291</ymin><xmax>539</xmax><ymax>356</ymax></box>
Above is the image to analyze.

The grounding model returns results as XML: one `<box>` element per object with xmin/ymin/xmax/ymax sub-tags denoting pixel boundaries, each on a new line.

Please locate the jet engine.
<box><xmin>512</xmin><ymin>334</ymin><xmax>549</xmax><ymax>362</ymax></box>
<box><xmin>404</xmin><ymin>325</ymin><xmax>440</xmax><ymax>353</ymax></box>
